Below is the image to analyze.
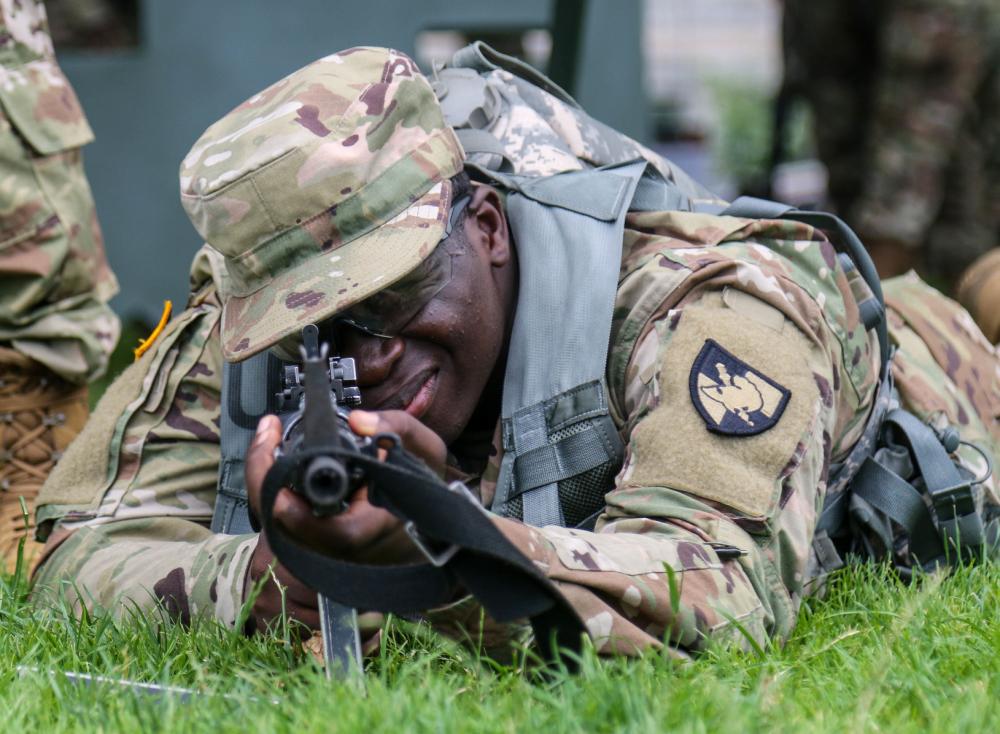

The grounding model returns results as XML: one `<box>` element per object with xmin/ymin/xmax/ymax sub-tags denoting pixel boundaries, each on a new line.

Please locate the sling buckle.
<box><xmin>930</xmin><ymin>481</ymin><xmax>975</xmax><ymax>524</ymax></box>
<box><xmin>404</xmin><ymin>481</ymin><xmax>482</xmax><ymax>567</ymax></box>
<box><xmin>930</xmin><ymin>480</ymin><xmax>985</xmax><ymax>550</ymax></box>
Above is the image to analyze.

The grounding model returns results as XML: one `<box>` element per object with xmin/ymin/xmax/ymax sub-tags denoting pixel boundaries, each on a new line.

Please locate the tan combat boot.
<box><xmin>0</xmin><ymin>347</ymin><xmax>88</xmax><ymax>575</ymax></box>
<box><xmin>956</xmin><ymin>248</ymin><xmax>1000</xmax><ymax>346</ymax></box>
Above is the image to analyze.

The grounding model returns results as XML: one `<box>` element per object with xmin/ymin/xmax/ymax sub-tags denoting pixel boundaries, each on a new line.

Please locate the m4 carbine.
<box><xmin>262</xmin><ymin>325</ymin><xmax>590</xmax><ymax>672</ymax></box>
<box><xmin>274</xmin><ymin>323</ymin><xmax>370</xmax><ymax>677</ymax></box>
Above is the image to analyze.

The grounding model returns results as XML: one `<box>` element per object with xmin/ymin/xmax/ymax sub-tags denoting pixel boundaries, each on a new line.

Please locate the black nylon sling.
<box><xmin>850</xmin><ymin>408</ymin><xmax>996</xmax><ymax>569</ymax></box>
<box><xmin>259</xmin><ymin>436</ymin><xmax>588</xmax><ymax>658</ymax></box>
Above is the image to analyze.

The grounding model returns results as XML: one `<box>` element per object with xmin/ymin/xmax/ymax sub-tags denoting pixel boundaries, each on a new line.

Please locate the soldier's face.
<box><xmin>332</xmin><ymin>185</ymin><xmax>516</xmax><ymax>444</ymax></box>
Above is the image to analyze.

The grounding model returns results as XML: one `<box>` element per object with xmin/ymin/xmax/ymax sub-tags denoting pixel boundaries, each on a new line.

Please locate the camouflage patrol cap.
<box><xmin>179</xmin><ymin>47</ymin><xmax>465</xmax><ymax>361</ymax></box>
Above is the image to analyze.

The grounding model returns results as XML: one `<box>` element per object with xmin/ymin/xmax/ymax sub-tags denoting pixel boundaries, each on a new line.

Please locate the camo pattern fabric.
<box><xmin>436</xmin><ymin>61</ymin><xmax>722</xmax><ymax>209</ymax></box>
<box><xmin>31</xmin><ymin>246</ymin><xmax>256</xmax><ymax>622</ymax></box>
<box><xmin>0</xmin><ymin>0</ymin><xmax>118</xmax><ymax>383</ymax></box>
<box><xmin>458</xmin><ymin>212</ymin><xmax>878</xmax><ymax>654</ymax></box>
<box><xmin>26</xmin><ymin>213</ymin><xmax>904</xmax><ymax>656</ymax></box>
<box><xmin>783</xmin><ymin>0</ymin><xmax>1000</xmax><ymax>282</ymax></box>
<box><xmin>481</xmin><ymin>223</ymin><xmax>999</xmax><ymax>655</ymax></box>
<box><xmin>884</xmin><ymin>272</ymin><xmax>1000</xmax><ymax>492</ymax></box>
<box><xmin>178</xmin><ymin>46</ymin><xmax>464</xmax><ymax>363</ymax></box>
<box><xmin>29</xmin><ymin>41</ymin><xmax>1000</xmax><ymax>655</ymax></box>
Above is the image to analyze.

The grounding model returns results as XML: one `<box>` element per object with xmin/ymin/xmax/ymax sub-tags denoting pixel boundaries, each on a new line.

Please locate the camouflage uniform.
<box><xmin>33</xmin><ymin>48</ymin><xmax>1000</xmax><ymax>657</ymax></box>
<box><xmin>782</xmin><ymin>0</ymin><xmax>1000</xmax><ymax>282</ymax></box>
<box><xmin>0</xmin><ymin>0</ymin><xmax>118</xmax><ymax>571</ymax></box>
<box><xmin>0</xmin><ymin>0</ymin><xmax>118</xmax><ymax>380</ymax></box>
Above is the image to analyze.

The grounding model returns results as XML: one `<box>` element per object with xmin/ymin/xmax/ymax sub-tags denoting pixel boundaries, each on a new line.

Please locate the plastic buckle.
<box><xmin>930</xmin><ymin>482</ymin><xmax>975</xmax><ymax>523</ymax></box>
<box><xmin>930</xmin><ymin>480</ymin><xmax>986</xmax><ymax>551</ymax></box>
<box><xmin>404</xmin><ymin>481</ymin><xmax>479</xmax><ymax>568</ymax></box>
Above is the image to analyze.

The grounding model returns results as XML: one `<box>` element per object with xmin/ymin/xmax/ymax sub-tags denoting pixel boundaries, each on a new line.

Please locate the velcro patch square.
<box><xmin>690</xmin><ymin>339</ymin><xmax>791</xmax><ymax>436</ymax></box>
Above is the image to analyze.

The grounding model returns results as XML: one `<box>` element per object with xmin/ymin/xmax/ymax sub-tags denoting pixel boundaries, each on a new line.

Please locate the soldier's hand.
<box><xmin>245</xmin><ymin>412</ymin><xmax>446</xmax><ymax>566</ymax></box>
<box><xmin>243</xmin><ymin>532</ymin><xmax>320</xmax><ymax>635</ymax></box>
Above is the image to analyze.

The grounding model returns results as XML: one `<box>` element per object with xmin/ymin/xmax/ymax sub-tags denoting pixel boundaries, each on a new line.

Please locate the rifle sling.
<box><xmin>260</xmin><ymin>442</ymin><xmax>587</xmax><ymax>658</ymax></box>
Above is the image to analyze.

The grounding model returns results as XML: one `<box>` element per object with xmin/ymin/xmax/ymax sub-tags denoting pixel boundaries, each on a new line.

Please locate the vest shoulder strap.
<box><xmin>492</xmin><ymin>161</ymin><xmax>670</xmax><ymax>527</ymax></box>
<box><xmin>212</xmin><ymin>352</ymin><xmax>283</xmax><ymax>535</ymax></box>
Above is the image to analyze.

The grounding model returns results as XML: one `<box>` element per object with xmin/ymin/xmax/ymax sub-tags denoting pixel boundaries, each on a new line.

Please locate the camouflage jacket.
<box><xmin>0</xmin><ymin>0</ymin><xmax>118</xmax><ymax>383</ymax></box>
<box><xmin>32</xmin><ymin>211</ymin><xmax>1000</xmax><ymax>656</ymax></box>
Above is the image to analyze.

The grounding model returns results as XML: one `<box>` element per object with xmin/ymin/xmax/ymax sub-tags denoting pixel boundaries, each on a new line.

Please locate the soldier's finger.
<box><xmin>324</xmin><ymin>499</ymin><xmax>400</xmax><ymax>556</ymax></box>
<box><xmin>245</xmin><ymin>536</ymin><xmax>320</xmax><ymax>634</ymax></box>
<box><xmin>245</xmin><ymin>414</ymin><xmax>282</xmax><ymax>516</ymax></box>
<box><xmin>349</xmin><ymin>409</ymin><xmax>446</xmax><ymax>475</ymax></box>
<box><xmin>271</xmin><ymin>482</ymin><xmax>400</xmax><ymax>559</ymax></box>
<box><xmin>272</xmin><ymin>485</ymin><xmax>324</xmax><ymax>539</ymax></box>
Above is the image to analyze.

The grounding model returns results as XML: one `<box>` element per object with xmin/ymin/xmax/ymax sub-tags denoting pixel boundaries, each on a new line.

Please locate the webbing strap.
<box><xmin>884</xmin><ymin>410</ymin><xmax>985</xmax><ymax>549</ymax></box>
<box><xmin>851</xmin><ymin>457</ymin><xmax>942</xmax><ymax>563</ymax></box>
<box><xmin>513</xmin><ymin>423</ymin><xmax>614</xmax><ymax>495</ymax></box>
<box><xmin>885</xmin><ymin>411</ymin><xmax>965</xmax><ymax>493</ymax></box>
<box><xmin>212</xmin><ymin>353</ymin><xmax>281</xmax><ymax>535</ymax></box>
<box><xmin>811</xmin><ymin>530</ymin><xmax>845</xmax><ymax>573</ymax></box>
<box><xmin>720</xmin><ymin>196</ymin><xmax>790</xmax><ymax>219</ymax></box>
<box><xmin>837</xmin><ymin>253</ymin><xmax>883</xmax><ymax>334</ymax></box>
<box><xmin>260</xmin><ymin>441</ymin><xmax>587</xmax><ymax>659</ymax></box>
<box><xmin>630</xmin><ymin>173</ymin><xmax>691</xmax><ymax>212</ymax></box>
<box><xmin>511</xmin><ymin>407</ymin><xmax>564</xmax><ymax>527</ymax></box>
<box><xmin>849</xmin><ymin>406</ymin><xmax>992</xmax><ymax>569</ymax></box>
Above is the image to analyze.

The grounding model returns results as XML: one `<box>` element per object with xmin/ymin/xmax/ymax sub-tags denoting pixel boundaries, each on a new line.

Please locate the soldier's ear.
<box><xmin>467</xmin><ymin>183</ymin><xmax>511</xmax><ymax>268</ymax></box>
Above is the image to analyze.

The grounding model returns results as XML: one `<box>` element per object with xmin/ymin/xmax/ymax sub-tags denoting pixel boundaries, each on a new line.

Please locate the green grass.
<box><xmin>3</xmin><ymin>557</ymin><xmax>1000</xmax><ymax>733</ymax></box>
<box><xmin>32</xmin><ymin>318</ymin><xmax>1000</xmax><ymax>730</ymax></box>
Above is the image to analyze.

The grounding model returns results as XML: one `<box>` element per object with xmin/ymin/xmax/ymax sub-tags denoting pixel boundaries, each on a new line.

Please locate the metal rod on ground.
<box><xmin>319</xmin><ymin>594</ymin><xmax>363</xmax><ymax>679</ymax></box>
<box><xmin>16</xmin><ymin>666</ymin><xmax>279</xmax><ymax>704</ymax></box>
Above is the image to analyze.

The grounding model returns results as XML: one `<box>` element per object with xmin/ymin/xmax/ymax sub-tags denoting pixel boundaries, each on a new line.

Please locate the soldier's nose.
<box><xmin>353</xmin><ymin>335</ymin><xmax>405</xmax><ymax>386</ymax></box>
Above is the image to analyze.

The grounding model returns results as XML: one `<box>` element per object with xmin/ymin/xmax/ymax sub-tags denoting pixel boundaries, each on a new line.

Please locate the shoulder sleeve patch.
<box><xmin>622</xmin><ymin>291</ymin><xmax>821</xmax><ymax>521</ymax></box>
<box><xmin>690</xmin><ymin>338</ymin><xmax>791</xmax><ymax>436</ymax></box>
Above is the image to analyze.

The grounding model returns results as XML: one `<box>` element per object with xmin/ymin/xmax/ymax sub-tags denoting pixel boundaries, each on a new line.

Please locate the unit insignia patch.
<box><xmin>689</xmin><ymin>339</ymin><xmax>791</xmax><ymax>436</ymax></box>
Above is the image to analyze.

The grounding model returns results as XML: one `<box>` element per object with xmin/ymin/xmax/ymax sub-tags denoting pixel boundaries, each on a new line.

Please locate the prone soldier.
<box><xmin>31</xmin><ymin>47</ymin><xmax>1000</xmax><ymax>658</ymax></box>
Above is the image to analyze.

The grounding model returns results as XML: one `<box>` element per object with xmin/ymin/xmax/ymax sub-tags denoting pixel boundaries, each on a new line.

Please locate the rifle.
<box><xmin>274</xmin><ymin>323</ymin><xmax>370</xmax><ymax>678</ymax></box>
<box><xmin>262</xmin><ymin>325</ymin><xmax>589</xmax><ymax>671</ymax></box>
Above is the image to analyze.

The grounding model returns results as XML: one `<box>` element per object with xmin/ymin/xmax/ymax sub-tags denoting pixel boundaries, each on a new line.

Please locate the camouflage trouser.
<box><xmin>0</xmin><ymin>346</ymin><xmax>88</xmax><ymax>574</ymax></box>
<box><xmin>0</xmin><ymin>43</ymin><xmax>119</xmax><ymax>384</ymax></box>
<box><xmin>784</xmin><ymin>0</ymin><xmax>1000</xmax><ymax>282</ymax></box>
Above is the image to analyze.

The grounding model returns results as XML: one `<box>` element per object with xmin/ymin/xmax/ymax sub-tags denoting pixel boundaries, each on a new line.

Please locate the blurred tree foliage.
<box><xmin>708</xmin><ymin>79</ymin><xmax>815</xmax><ymax>195</ymax></box>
